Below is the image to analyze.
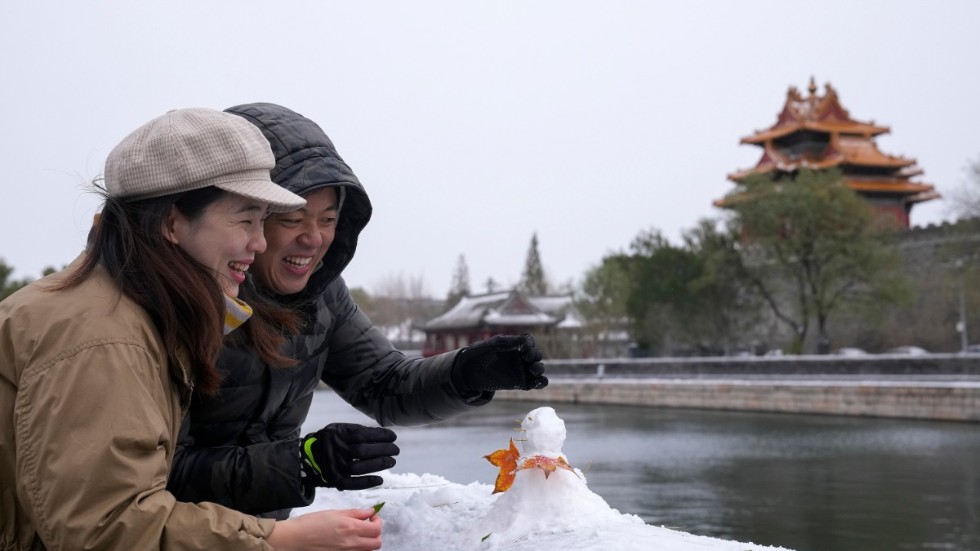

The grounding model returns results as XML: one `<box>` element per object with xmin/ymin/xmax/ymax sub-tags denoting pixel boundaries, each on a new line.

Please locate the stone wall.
<box><xmin>536</xmin><ymin>355</ymin><xmax>980</xmax><ymax>376</ymax></box>
<box><xmin>498</xmin><ymin>381</ymin><xmax>980</xmax><ymax>422</ymax></box>
<box><xmin>494</xmin><ymin>356</ymin><xmax>980</xmax><ymax>422</ymax></box>
<box><xmin>843</xmin><ymin>218</ymin><xmax>980</xmax><ymax>353</ymax></box>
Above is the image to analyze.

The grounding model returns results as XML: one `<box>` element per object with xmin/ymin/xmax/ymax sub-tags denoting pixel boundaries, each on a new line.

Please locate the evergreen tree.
<box><xmin>1</xmin><ymin>260</ymin><xmax>32</xmax><ymax>302</ymax></box>
<box><xmin>349</xmin><ymin>286</ymin><xmax>374</xmax><ymax>316</ymax></box>
<box><xmin>519</xmin><ymin>233</ymin><xmax>547</xmax><ymax>295</ymax></box>
<box><xmin>483</xmin><ymin>277</ymin><xmax>498</xmax><ymax>294</ymax></box>
<box><xmin>446</xmin><ymin>254</ymin><xmax>471</xmax><ymax>307</ymax></box>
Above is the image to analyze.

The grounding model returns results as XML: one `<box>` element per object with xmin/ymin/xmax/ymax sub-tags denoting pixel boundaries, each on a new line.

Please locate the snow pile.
<box><xmin>302</xmin><ymin>406</ymin><xmax>793</xmax><ymax>550</ymax></box>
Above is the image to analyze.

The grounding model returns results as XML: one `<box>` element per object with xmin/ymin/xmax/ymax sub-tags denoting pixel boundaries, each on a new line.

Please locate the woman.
<box><xmin>0</xmin><ymin>108</ymin><xmax>382</xmax><ymax>550</ymax></box>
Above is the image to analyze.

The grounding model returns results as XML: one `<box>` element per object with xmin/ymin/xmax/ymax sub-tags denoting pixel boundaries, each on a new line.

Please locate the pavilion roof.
<box><xmin>422</xmin><ymin>290</ymin><xmax>582</xmax><ymax>331</ymax></box>
<box><xmin>423</xmin><ymin>291</ymin><xmax>512</xmax><ymax>330</ymax></box>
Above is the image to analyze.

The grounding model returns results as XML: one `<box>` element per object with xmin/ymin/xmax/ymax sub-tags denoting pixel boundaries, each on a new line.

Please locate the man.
<box><xmin>168</xmin><ymin>103</ymin><xmax>547</xmax><ymax>519</ymax></box>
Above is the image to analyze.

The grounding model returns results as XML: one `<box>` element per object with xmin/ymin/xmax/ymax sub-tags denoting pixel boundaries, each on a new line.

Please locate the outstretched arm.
<box><xmin>319</xmin><ymin>278</ymin><xmax>492</xmax><ymax>426</ymax></box>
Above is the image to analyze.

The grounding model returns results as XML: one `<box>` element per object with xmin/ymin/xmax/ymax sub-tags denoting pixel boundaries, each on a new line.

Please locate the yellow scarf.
<box><xmin>224</xmin><ymin>295</ymin><xmax>253</xmax><ymax>335</ymax></box>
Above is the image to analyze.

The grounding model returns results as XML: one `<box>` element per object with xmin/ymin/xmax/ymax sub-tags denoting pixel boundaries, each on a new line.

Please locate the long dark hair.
<box><xmin>61</xmin><ymin>186</ymin><xmax>297</xmax><ymax>395</ymax></box>
<box><xmin>231</xmin><ymin>280</ymin><xmax>300</xmax><ymax>371</ymax></box>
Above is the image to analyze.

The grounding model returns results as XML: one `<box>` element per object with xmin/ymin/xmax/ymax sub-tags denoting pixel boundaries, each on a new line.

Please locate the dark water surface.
<box><xmin>303</xmin><ymin>391</ymin><xmax>980</xmax><ymax>551</ymax></box>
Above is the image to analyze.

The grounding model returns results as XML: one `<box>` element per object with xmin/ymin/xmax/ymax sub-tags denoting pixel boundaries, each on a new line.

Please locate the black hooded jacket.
<box><xmin>167</xmin><ymin>103</ymin><xmax>490</xmax><ymax>518</ymax></box>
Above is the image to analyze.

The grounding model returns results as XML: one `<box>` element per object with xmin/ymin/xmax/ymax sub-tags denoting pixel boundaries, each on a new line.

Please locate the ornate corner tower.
<box><xmin>717</xmin><ymin>78</ymin><xmax>939</xmax><ymax>229</ymax></box>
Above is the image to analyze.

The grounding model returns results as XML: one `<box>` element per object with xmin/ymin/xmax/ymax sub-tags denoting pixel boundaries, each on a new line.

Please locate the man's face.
<box><xmin>253</xmin><ymin>186</ymin><xmax>339</xmax><ymax>295</ymax></box>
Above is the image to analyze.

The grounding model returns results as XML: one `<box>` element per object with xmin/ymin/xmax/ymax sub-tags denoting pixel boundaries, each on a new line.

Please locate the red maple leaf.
<box><xmin>484</xmin><ymin>438</ymin><xmax>520</xmax><ymax>494</ymax></box>
<box><xmin>485</xmin><ymin>439</ymin><xmax>580</xmax><ymax>493</ymax></box>
<box><xmin>518</xmin><ymin>454</ymin><xmax>578</xmax><ymax>479</ymax></box>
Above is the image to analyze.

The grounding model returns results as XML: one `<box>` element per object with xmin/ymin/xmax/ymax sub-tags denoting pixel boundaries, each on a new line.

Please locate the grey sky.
<box><xmin>2</xmin><ymin>1</ymin><xmax>979</xmax><ymax>298</ymax></box>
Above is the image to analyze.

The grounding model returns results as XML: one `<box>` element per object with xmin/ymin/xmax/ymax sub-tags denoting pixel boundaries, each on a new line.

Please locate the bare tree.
<box><xmin>947</xmin><ymin>155</ymin><xmax>980</xmax><ymax>220</ymax></box>
<box><xmin>370</xmin><ymin>273</ymin><xmax>441</xmax><ymax>345</ymax></box>
<box><xmin>727</xmin><ymin>168</ymin><xmax>909</xmax><ymax>353</ymax></box>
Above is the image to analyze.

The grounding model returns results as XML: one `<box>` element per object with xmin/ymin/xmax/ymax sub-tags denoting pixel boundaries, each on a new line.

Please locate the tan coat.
<box><xmin>0</xmin><ymin>258</ymin><xmax>276</xmax><ymax>550</ymax></box>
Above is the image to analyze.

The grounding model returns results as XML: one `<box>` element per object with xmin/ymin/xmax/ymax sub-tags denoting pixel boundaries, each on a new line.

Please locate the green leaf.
<box><xmin>481</xmin><ymin>533</ymin><xmax>492</xmax><ymax>542</ymax></box>
<box><xmin>372</xmin><ymin>502</ymin><xmax>385</xmax><ymax>514</ymax></box>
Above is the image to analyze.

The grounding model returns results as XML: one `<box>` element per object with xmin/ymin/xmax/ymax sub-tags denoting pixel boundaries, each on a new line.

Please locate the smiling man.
<box><xmin>254</xmin><ymin>185</ymin><xmax>339</xmax><ymax>296</ymax></box>
<box><xmin>167</xmin><ymin>103</ymin><xmax>549</xmax><ymax>520</ymax></box>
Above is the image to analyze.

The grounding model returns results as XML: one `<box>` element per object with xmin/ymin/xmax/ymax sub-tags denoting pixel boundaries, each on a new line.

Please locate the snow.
<box><xmin>299</xmin><ymin>406</ymin><xmax>793</xmax><ymax>550</ymax></box>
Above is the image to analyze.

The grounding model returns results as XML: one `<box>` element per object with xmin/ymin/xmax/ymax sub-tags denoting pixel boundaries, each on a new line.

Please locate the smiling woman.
<box><xmin>0</xmin><ymin>108</ymin><xmax>388</xmax><ymax>551</ymax></box>
<box><xmin>164</xmin><ymin>186</ymin><xmax>270</xmax><ymax>298</ymax></box>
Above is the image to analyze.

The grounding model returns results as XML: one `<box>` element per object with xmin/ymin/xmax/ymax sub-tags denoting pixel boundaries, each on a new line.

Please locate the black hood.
<box><xmin>225</xmin><ymin>102</ymin><xmax>371</xmax><ymax>302</ymax></box>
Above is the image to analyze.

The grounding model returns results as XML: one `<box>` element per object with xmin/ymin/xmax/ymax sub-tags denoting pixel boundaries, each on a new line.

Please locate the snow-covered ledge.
<box><xmin>299</xmin><ymin>407</ymin><xmax>793</xmax><ymax>550</ymax></box>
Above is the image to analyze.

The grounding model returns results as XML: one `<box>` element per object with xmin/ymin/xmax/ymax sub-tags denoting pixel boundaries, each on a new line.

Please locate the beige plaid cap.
<box><xmin>104</xmin><ymin>108</ymin><xmax>305</xmax><ymax>213</ymax></box>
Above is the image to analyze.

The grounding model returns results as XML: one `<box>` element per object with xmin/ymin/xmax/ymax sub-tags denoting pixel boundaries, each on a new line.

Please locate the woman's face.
<box><xmin>164</xmin><ymin>193</ymin><xmax>269</xmax><ymax>297</ymax></box>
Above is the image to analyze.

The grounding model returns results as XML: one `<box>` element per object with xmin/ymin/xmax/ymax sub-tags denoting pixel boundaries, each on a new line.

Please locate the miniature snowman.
<box><xmin>522</xmin><ymin>406</ymin><xmax>567</xmax><ymax>457</ymax></box>
<box><xmin>477</xmin><ymin>407</ymin><xmax>634</xmax><ymax>545</ymax></box>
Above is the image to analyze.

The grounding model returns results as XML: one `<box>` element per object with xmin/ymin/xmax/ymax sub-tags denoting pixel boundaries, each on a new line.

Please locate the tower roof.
<box><xmin>740</xmin><ymin>77</ymin><xmax>889</xmax><ymax>145</ymax></box>
<box><xmin>727</xmin><ymin>134</ymin><xmax>918</xmax><ymax>181</ymax></box>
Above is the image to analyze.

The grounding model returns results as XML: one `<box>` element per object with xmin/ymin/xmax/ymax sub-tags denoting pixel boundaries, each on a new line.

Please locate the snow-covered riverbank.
<box><xmin>299</xmin><ymin>407</ymin><xmax>792</xmax><ymax>551</ymax></box>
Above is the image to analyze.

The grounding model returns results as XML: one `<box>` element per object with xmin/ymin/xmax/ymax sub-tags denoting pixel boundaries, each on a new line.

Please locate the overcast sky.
<box><xmin>2</xmin><ymin>1</ymin><xmax>979</xmax><ymax>298</ymax></box>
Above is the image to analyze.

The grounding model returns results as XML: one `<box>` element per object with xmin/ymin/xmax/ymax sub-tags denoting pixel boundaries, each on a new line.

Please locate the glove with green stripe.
<box><xmin>300</xmin><ymin>423</ymin><xmax>399</xmax><ymax>490</ymax></box>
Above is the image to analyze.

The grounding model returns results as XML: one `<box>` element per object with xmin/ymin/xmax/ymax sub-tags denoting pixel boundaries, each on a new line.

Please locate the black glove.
<box><xmin>300</xmin><ymin>423</ymin><xmax>399</xmax><ymax>490</ymax></box>
<box><xmin>450</xmin><ymin>333</ymin><xmax>548</xmax><ymax>392</ymax></box>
